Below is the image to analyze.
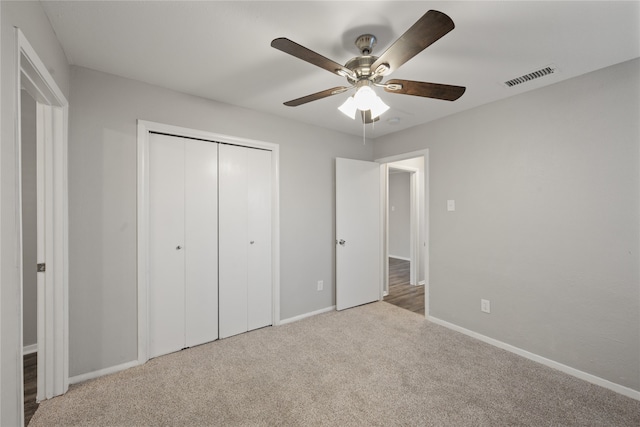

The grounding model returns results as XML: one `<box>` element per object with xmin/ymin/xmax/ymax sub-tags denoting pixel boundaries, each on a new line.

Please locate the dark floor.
<box><xmin>383</xmin><ymin>257</ymin><xmax>425</xmax><ymax>315</ymax></box>
<box><xmin>24</xmin><ymin>352</ymin><xmax>38</xmax><ymax>425</ymax></box>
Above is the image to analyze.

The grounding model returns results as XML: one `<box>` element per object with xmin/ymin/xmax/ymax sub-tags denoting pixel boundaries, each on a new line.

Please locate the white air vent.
<box><xmin>503</xmin><ymin>65</ymin><xmax>559</xmax><ymax>88</ymax></box>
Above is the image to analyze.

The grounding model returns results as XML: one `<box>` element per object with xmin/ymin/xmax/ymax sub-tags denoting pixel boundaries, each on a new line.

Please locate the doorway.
<box><xmin>377</xmin><ymin>151</ymin><xmax>428</xmax><ymax>316</ymax></box>
<box><xmin>16</xmin><ymin>28</ymin><xmax>69</xmax><ymax>426</ymax></box>
<box><xmin>384</xmin><ymin>167</ymin><xmax>424</xmax><ymax>315</ymax></box>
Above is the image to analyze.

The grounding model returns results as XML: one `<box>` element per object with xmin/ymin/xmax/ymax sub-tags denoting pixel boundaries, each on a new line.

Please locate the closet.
<box><xmin>148</xmin><ymin>133</ymin><xmax>272</xmax><ymax>359</ymax></box>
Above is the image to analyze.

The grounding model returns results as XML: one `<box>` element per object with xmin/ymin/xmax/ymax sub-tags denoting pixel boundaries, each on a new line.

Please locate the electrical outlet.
<box><xmin>481</xmin><ymin>299</ymin><xmax>491</xmax><ymax>313</ymax></box>
<box><xmin>317</xmin><ymin>280</ymin><xmax>323</xmax><ymax>291</ymax></box>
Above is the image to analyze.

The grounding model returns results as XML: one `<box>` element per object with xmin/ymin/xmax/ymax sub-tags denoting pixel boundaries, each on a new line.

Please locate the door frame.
<box><xmin>384</xmin><ymin>164</ymin><xmax>420</xmax><ymax>292</ymax></box>
<box><xmin>376</xmin><ymin>149</ymin><xmax>429</xmax><ymax>316</ymax></box>
<box><xmin>136</xmin><ymin>120</ymin><xmax>280</xmax><ymax>364</ymax></box>
<box><xmin>15</xmin><ymin>28</ymin><xmax>69</xmax><ymax>412</ymax></box>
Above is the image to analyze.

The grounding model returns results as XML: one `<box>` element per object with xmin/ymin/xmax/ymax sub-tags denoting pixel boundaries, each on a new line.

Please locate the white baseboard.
<box><xmin>69</xmin><ymin>360</ymin><xmax>140</xmax><ymax>385</ymax></box>
<box><xmin>427</xmin><ymin>315</ymin><xmax>640</xmax><ymax>401</ymax></box>
<box><xmin>389</xmin><ymin>255</ymin><xmax>410</xmax><ymax>261</ymax></box>
<box><xmin>23</xmin><ymin>344</ymin><xmax>37</xmax><ymax>355</ymax></box>
<box><xmin>279</xmin><ymin>305</ymin><xmax>335</xmax><ymax>325</ymax></box>
<box><xmin>418</xmin><ymin>280</ymin><xmax>425</xmax><ymax>286</ymax></box>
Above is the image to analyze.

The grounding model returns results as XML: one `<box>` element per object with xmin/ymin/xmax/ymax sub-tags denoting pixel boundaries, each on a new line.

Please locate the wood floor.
<box><xmin>384</xmin><ymin>257</ymin><xmax>425</xmax><ymax>315</ymax></box>
<box><xmin>24</xmin><ymin>352</ymin><xmax>38</xmax><ymax>425</ymax></box>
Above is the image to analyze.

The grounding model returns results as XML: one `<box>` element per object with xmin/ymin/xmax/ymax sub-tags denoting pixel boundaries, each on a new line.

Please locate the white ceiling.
<box><xmin>41</xmin><ymin>1</ymin><xmax>640</xmax><ymax>139</ymax></box>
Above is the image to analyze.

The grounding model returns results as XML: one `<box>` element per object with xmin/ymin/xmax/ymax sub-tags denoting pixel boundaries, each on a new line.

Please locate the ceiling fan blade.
<box><xmin>371</xmin><ymin>10</ymin><xmax>455</xmax><ymax>75</ymax></box>
<box><xmin>271</xmin><ymin>38</ymin><xmax>354</xmax><ymax>78</ymax></box>
<box><xmin>361</xmin><ymin>110</ymin><xmax>380</xmax><ymax>124</ymax></box>
<box><xmin>384</xmin><ymin>79</ymin><xmax>466</xmax><ymax>101</ymax></box>
<box><xmin>283</xmin><ymin>86</ymin><xmax>350</xmax><ymax>107</ymax></box>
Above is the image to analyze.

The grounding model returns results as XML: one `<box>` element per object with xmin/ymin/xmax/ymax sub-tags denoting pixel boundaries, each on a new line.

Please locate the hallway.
<box><xmin>383</xmin><ymin>258</ymin><xmax>424</xmax><ymax>315</ymax></box>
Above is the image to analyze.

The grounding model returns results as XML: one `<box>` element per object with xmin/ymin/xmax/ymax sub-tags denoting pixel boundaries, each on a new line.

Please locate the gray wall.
<box><xmin>388</xmin><ymin>172</ymin><xmax>410</xmax><ymax>259</ymax></box>
<box><xmin>373</xmin><ymin>58</ymin><xmax>640</xmax><ymax>391</ymax></box>
<box><xmin>21</xmin><ymin>90</ymin><xmax>37</xmax><ymax>348</ymax></box>
<box><xmin>1</xmin><ymin>1</ymin><xmax>71</xmax><ymax>425</ymax></box>
<box><xmin>68</xmin><ymin>66</ymin><xmax>372</xmax><ymax>377</ymax></box>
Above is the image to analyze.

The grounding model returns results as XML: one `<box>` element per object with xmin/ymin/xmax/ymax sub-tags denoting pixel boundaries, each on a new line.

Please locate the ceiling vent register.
<box><xmin>504</xmin><ymin>65</ymin><xmax>558</xmax><ymax>88</ymax></box>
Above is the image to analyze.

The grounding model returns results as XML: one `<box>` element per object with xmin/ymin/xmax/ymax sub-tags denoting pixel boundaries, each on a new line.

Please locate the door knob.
<box><xmin>338</xmin><ymin>239</ymin><xmax>346</xmax><ymax>246</ymax></box>
<box><xmin>250</xmin><ymin>241</ymin><xmax>255</xmax><ymax>245</ymax></box>
<box><xmin>176</xmin><ymin>245</ymin><xmax>182</xmax><ymax>250</ymax></box>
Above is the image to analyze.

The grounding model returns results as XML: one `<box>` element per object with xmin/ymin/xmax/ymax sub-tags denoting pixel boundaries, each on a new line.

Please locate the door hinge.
<box><xmin>37</xmin><ymin>263</ymin><xmax>46</xmax><ymax>272</ymax></box>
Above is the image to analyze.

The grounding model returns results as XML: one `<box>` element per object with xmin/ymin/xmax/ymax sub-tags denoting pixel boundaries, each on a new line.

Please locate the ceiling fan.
<box><xmin>271</xmin><ymin>10</ymin><xmax>466</xmax><ymax>124</ymax></box>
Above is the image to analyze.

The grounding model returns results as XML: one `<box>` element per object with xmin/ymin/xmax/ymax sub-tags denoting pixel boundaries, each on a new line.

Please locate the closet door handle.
<box><xmin>250</xmin><ymin>241</ymin><xmax>255</xmax><ymax>245</ymax></box>
<box><xmin>176</xmin><ymin>245</ymin><xmax>183</xmax><ymax>250</ymax></box>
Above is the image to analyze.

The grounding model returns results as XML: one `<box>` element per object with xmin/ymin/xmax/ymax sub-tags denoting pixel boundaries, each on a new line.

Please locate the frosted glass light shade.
<box><xmin>353</xmin><ymin>86</ymin><xmax>377</xmax><ymax>110</ymax></box>
<box><xmin>338</xmin><ymin>96</ymin><xmax>357</xmax><ymax>119</ymax></box>
<box><xmin>369</xmin><ymin>96</ymin><xmax>390</xmax><ymax>119</ymax></box>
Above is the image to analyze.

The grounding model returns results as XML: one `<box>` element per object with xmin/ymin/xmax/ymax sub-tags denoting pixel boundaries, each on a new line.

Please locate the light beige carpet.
<box><xmin>30</xmin><ymin>302</ymin><xmax>639</xmax><ymax>426</ymax></box>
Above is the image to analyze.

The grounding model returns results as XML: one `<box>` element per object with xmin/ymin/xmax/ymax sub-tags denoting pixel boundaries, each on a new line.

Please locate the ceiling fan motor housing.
<box><xmin>344</xmin><ymin>55</ymin><xmax>383</xmax><ymax>85</ymax></box>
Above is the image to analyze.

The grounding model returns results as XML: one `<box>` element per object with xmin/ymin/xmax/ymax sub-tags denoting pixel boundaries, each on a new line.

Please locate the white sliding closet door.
<box><xmin>148</xmin><ymin>133</ymin><xmax>218</xmax><ymax>358</ymax></box>
<box><xmin>219</xmin><ymin>145</ymin><xmax>272</xmax><ymax>338</ymax></box>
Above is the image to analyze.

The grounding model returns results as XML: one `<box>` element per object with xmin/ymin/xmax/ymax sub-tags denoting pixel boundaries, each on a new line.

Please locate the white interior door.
<box><xmin>148</xmin><ymin>133</ymin><xmax>219</xmax><ymax>357</ymax></box>
<box><xmin>219</xmin><ymin>144</ymin><xmax>273</xmax><ymax>338</ymax></box>
<box><xmin>149</xmin><ymin>133</ymin><xmax>186</xmax><ymax>358</ymax></box>
<box><xmin>35</xmin><ymin>100</ymin><xmax>47</xmax><ymax>401</ymax></box>
<box><xmin>219</xmin><ymin>144</ymin><xmax>250</xmax><ymax>338</ymax></box>
<box><xmin>247</xmin><ymin>149</ymin><xmax>272</xmax><ymax>331</ymax></box>
<box><xmin>184</xmin><ymin>140</ymin><xmax>219</xmax><ymax>347</ymax></box>
<box><xmin>336</xmin><ymin>158</ymin><xmax>381</xmax><ymax>310</ymax></box>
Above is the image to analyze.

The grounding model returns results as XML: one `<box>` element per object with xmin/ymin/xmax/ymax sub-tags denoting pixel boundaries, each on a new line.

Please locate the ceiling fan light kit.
<box><xmin>338</xmin><ymin>86</ymin><xmax>390</xmax><ymax>121</ymax></box>
<box><xmin>271</xmin><ymin>10</ymin><xmax>466</xmax><ymax>125</ymax></box>
<box><xmin>338</xmin><ymin>96</ymin><xmax>358</xmax><ymax>119</ymax></box>
<box><xmin>368</xmin><ymin>95</ymin><xmax>390</xmax><ymax>119</ymax></box>
<box><xmin>353</xmin><ymin>84</ymin><xmax>376</xmax><ymax>110</ymax></box>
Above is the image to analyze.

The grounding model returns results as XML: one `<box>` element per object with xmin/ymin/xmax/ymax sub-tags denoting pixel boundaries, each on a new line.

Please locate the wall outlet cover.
<box><xmin>481</xmin><ymin>299</ymin><xmax>491</xmax><ymax>313</ymax></box>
